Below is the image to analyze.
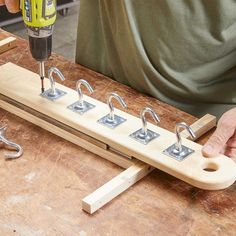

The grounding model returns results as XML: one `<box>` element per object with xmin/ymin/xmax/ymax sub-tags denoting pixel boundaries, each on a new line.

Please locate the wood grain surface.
<box><xmin>1</xmin><ymin>63</ymin><xmax>235</xmax><ymax>190</ymax></box>
<box><xmin>0</xmin><ymin>29</ymin><xmax>235</xmax><ymax>236</ymax></box>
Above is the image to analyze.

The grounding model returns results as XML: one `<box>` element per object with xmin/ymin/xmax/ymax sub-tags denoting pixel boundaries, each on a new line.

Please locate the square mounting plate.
<box><xmin>41</xmin><ymin>89</ymin><xmax>67</xmax><ymax>101</ymax></box>
<box><xmin>163</xmin><ymin>144</ymin><xmax>195</xmax><ymax>161</ymax></box>
<box><xmin>67</xmin><ymin>101</ymin><xmax>95</xmax><ymax>115</ymax></box>
<box><xmin>97</xmin><ymin>114</ymin><xmax>126</xmax><ymax>129</ymax></box>
<box><xmin>129</xmin><ymin>128</ymin><xmax>160</xmax><ymax>145</ymax></box>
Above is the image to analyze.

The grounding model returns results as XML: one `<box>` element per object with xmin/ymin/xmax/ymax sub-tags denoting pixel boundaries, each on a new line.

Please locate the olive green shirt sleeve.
<box><xmin>76</xmin><ymin>0</ymin><xmax>236</xmax><ymax>118</ymax></box>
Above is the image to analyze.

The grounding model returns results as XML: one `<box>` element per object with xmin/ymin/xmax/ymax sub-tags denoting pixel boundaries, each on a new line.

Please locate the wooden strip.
<box><xmin>0</xmin><ymin>63</ymin><xmax>235</xmax><ymax>190</ymax></box>
<box><xmin>181</xmin><ymin>114</ymin><xmax>216</xmax><ymax>140</ymax></box>
<box><xmin>0</xmin><ymin>100</ymin><xmax>134</xmax><ymax>169</ymax></box>
<box><xmin>82</xmin><ymin>115</ymin><xmax>216</xmax><ymax>214</ymax></box>
<box><xmin>82</xmin><ymin>160</ymin><xmax>154</xmax><ymax>214</ymax></box>
<box><xmin>0</xmin><ymin>37</ymin><xmax>17</xmax><ymax>54</ymax></box>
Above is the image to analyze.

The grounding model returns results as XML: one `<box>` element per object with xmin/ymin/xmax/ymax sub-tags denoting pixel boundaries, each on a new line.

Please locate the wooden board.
<box><xmin>0</xmin><ymin>91</ymin><xmax>217</xmax><ymax>213</ymax></box>
<box><xmin>0</xmin><ymin>95</ymin><xmax>217</xmax><ymax>214</ymax></box>
<box><xmin>0</xmin><ymin>37</ymin><xmax>17</xmax><ymax>54</ymax></box>
<box><xmin>0</xmin><ymin>63</ymin><xmax>236</xmax><ymax>190</ymax></box>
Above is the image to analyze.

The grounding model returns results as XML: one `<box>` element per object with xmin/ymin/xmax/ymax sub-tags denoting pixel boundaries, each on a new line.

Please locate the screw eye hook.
<box><xmin>140</xmin><ymin>107</ymin><xmax>160</xmax><ymax>137</ymax></box>
<box><xmin>174</xmin><ymin>122</ymin><xmax>196</xmax><ymax>153</ymax></box>
<box><xmin>48</xmin><ymin>67</ymin><xmax>65</xmax><ymax>96</ymax></box>
<box><xmin>76</xmin><ymin>79</ymin><xmax>94</xmax><ymax>108</ymax></box>
<box><xmin>0</xmin><ymin>125</ymin><xmax>23</xmax><ymax>159</ymax></box>
<box><xmin>107</xmin><ymin>93</ymin><xmax>127</xmax><ymax>121</ymax></box>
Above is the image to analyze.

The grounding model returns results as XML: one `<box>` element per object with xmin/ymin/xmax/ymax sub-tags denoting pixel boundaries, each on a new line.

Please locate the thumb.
<box><xmin>202</xmin><ymin>122</ymin><xmax>234</xmax><ymax>157</ymax></box>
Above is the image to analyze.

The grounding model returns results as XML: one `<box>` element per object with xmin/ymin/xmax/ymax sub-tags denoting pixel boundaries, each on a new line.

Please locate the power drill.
<box><xmin>21</xmin><ymin>0</ymin><xmax>57</xmax><ymax>93</ymax></box>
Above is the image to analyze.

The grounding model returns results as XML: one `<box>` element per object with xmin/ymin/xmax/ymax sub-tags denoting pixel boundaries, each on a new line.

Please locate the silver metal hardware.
<box><xmin>130</xmin><ymin>107</ymin><xmax>160</xmax><ymax>145</ymax></box>
<box><xmin>41</xmin><ymin>67</ymin><xmax>66</xmax><ymax>100</ymax></box>
<box><xmin>97</xmin><ymin>93</ymin><xmax>127</xmax><ymax>129</ymax></box>
<box><xmin>163</xmin><ymin>122</ymin><xmax>196</xmax><ymax>161</ymax></box>
<box><xmin>67</xmin><ymin>79</ymin><xmax>95</xmax><ymax>115</ymax></box>
<box><xmin>39</xmin><ymin>61</ymin><xmax>45</xmax><ymax>78</ymax></box>
<box><xmin>0</xmin><ymin>125</ymin><xmax>23</xmax><ymax>159</ymax></box>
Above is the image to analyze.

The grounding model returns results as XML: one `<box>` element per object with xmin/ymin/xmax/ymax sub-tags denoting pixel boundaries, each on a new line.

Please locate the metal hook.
<box><xmin>140</xmin><ymin>107</ymin><xmax>160</xmax><ymax>137</ymax></box>
<box><xmin>97</xmin><ymin>93</ymin><xmax>127</xmax><ymax>128</ymax></box>
<box><xmin>41</xmin><ymin>67</ymin><xmax>67</xmax><ymax>100</ymax></box>
<box><xmin>129</xmin><ymin>107</ymin><xmax>160</xmax><ymax>144</ymax></box>
<box><xmin>107</xmin><ymin>93</ymin><xmax>127</xmax><ymax>122</ymax></box>
<box><xmin>67</xmin><ymin>79</ymin><xmax>95</xmax><ymax>115</ymax></box>
<box><xmin>174</xmin><ymin>122</ymin><xmax>196</xmax><ymax>153</ymax></box>
<box><xmin>0</xmin><ymin>125</ymin><xmax>23</xmax><ymax>159</ymax></box>
<box><xmin>76</xmin><ymin>79</ymin><xmax>94</xmax><ymax>108</ymax></box>
<box><xmin>48</xmin><ymin>67</ymin><xmax>65</xmax><ymax>96</ymax></box>
<box><xmin>163</xmin><ymin>122</ymin><xmax>196</xmax><ymax>161</ymax></box>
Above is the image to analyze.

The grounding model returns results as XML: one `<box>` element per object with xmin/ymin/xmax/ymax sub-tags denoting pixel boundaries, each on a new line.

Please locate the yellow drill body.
<box><xmin>21</xmin><ymin>0</ymin><xmax>56</xmax><ymax>28</ymax></box>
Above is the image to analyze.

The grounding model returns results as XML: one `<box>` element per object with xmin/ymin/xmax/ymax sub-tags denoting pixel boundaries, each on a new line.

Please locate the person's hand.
<box><xmin>202</xmin><ymin>108</ymin><xmax>236</xmax><ymax>162</ymax></box>
<box><xmin>0</xmin><ymin>0</ymin><xmax>20</xmax><ymax>13</ymax></box>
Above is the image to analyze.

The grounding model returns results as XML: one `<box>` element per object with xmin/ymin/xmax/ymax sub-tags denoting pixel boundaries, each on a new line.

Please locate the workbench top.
<box><xmin>0</xmin><ymin>29</ymin><xmax>235</xmax><ymax>236</ymax></box>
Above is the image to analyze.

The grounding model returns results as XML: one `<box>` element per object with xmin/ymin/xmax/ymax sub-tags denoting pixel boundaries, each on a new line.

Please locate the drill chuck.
<box><xmin>29</xmin><ymin>35</ymin><xmax>52</xmax><ymax>61</ymax></box>
<box><xmin>27</xmin><ymin>25</ymin><xmax>54</xmax><ymax>61</ymax></box>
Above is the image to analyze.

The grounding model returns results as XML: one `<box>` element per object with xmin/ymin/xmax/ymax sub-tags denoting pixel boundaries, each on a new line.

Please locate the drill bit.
<box><xmin>39</xmin><ymin>61</ymin><xmax>45</xmax><ymax>93</ymax></box>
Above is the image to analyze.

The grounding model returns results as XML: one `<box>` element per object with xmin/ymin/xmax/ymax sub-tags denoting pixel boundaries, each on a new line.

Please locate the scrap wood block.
<box><xmin>82</xmin><ymin>160</ymin><xmax>154</xmax><ymax>214</ymax></box>
<box><xmin>0</xmin><ymin>37</ymin><xmax>17</xmax><ymax>55</ymax></box>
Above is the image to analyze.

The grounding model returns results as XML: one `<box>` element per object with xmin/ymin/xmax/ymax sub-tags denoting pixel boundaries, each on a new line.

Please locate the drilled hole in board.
<box><xmin>202</xmin><ymin>162</ymin><xmax>219</xmax><ymax>172</ymax></box>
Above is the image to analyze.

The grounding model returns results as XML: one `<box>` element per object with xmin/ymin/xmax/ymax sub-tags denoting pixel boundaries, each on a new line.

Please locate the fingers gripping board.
<box><xmin>0</xmin><ymin>63</ymin><xmax>235</xmax><ymax>190</ymax></box>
